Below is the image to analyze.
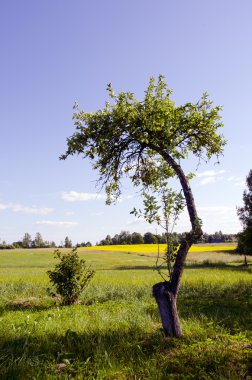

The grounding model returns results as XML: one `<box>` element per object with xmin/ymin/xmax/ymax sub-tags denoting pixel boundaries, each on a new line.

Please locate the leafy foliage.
<box><xmin>61</xmin><ymin>75</ymin><xmax>225</xmax><ymax>204</ymax></box>
<box><xmin>0</xmin><ymin>243</ymin><xmax>14</xmax><ymax>249</ymax></box>
<box><xmin>47</xmin><ymin>248</ymin><xmax>95</xmax><ymax>305</ymax></box>
<box><xmin>64</xmin><ymin>236</ymin><xmax>72</xmax><ymax>248</ymax></box>
<box><xmin>237</xmin><ymin>169</ymin><xmax>252</xmax><ymax>255</ymax></box>
<box><xmin>34</xmin><ymin>232</ymin><xmax>44</xmax><ymax>248</ymax></box>
<box><xmin>132</xmin><ymin>182</ymin><xmax>185</xmax><ymax>279</ymax></box>
<box><xmin>22</xmin><ymin>233</ymin><xmax>32</xmax><ymax>248</ymax></box>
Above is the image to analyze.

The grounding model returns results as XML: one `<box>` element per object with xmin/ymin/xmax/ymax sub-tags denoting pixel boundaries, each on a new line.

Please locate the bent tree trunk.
<box><xmin>153</xmin><ymin>282</ymin><xmax>182</xmax><ymax>337</ymax></box>
<box><xmin>152</xmin><ymin>152</ymin><xmax>203</xmax><ymax>337</ymax></box>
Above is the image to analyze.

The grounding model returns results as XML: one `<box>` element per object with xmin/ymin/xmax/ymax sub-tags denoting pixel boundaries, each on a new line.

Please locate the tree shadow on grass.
<box><xmin>114</xmin><ymin>265</ymin><xmax>156</xmax><ymax>270</ymax></box>
<box><xmin>210</xmin><ymin>249</ymin><xmax>237</xmax><ymax>254</ymax></box>
<box><xmin>145</xmin><ymin>280</ymin><xmax>252</xmax><ymax>334</ymax></box>
<box><xmin>0</xmin><ymin>324</ymin><xmax>251</xmax><ymax>380</ymax></box>
<box><xmin>0</xmin><ymin>299</ymin><xmax>55</xmax><ymax>316</ymax></box>
<box><xmin>178</xmin><ymin>281</ymin><xmax>252</xmax><ymax>333</ymax></box>
<box><xmin>114</xmin><ymin>262</ymin><xmax>252</xmax><ymax>273</ymax></box>
<box><xmin>185</xmin><ymin>261</ymin><xmax>252</xmax><ymax>272</ymax></box>
<box><xmin>0</xmin><ymin>328</ymin><xmax>162</xmax><ymax>379</ymax></box>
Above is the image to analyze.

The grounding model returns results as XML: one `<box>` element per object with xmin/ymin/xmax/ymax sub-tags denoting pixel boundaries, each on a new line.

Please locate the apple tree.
<box><xmin>61</xmin><ymin>76</ymin><xmax>225</xmax><ymax>337</ymax></box>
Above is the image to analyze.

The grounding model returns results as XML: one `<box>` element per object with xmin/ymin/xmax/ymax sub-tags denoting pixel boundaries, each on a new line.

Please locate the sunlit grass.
<box><xmin>0</xmin><ymin>246</ymin><xmax>252</xmax><ymax>378</ymax></box>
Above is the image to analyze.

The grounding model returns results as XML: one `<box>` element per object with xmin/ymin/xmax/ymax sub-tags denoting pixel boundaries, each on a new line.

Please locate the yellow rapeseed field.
<box><xmin>81</xmin><ymin>243</ymin><xmax>236</xmax><ymax>255</ymax></box>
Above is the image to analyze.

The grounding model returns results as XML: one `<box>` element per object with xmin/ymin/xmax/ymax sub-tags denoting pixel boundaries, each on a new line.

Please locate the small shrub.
<box><xmin>47</xmin><ymin>248</ymin><xmax>95</xmax><ymax>305</ymax></box>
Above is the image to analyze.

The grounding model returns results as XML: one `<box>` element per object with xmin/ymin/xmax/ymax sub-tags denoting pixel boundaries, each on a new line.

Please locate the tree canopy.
<box><xmin>61</xmin><ymin>76</ymin><xmax>225</xmax><ymax>227</ymax></box>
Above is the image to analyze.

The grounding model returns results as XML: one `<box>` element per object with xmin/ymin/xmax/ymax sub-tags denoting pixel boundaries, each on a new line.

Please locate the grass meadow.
<box><xmin>0</xmin><ymin>244</ymin><xmax>252</xmax><ymax>379</ymax></box>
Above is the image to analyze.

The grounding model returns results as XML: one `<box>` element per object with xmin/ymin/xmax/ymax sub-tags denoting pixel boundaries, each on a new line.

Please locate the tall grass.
<box><xmin>0</xmin><ymin>247</ymin><xmax>251</xmax><ymax>379</ymax></box>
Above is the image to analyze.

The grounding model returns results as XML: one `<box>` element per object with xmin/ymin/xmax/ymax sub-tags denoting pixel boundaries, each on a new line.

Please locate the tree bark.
<box><xmin>153</xmin><ymin>282</ymin><xmax>182</xmax><ymax>337</ymax></box>
<box><xmin>244</xmin><ymin>255</ymin><xmax>248</xmax><ymax>266</ymax></box>
<box><xmin>151</xmin><ymin>149</ymin><xmax>203</xmax><ymax>337</ymax></box>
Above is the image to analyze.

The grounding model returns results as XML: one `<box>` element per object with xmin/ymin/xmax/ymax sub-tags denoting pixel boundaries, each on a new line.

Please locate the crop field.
<box><xmin>0</xmin><ymin>245</ymin><xmax>252</xmax><ymax>379</ymax></box>
<box><xmin>81</xmin><ymin>243</ymin><xmax>237</xmax><ymax>255</ymax></box>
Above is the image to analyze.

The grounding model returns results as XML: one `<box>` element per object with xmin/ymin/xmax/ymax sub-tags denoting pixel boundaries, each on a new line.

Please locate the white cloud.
<box><xmin>227</xmin><ymin>176</ymin><xmax>235</xmax><ymax>181</ymax></box>
<box><xmin>196</xmin><ymin>170</ymin><xmax>226</xmax><ymax>185</ymax></box>
<box><xmin>35</xmin><ymin>221</ymin><xmax>79</xmax><ymax>227</ymax></box>
<box><xmin>61</xmin><ymin>191</ymin><xmax>106</xmax><ymax>202</ymax></box>
<box><xmin>99</xmin><ymin>194</ymin><xmax>134</xmax><ymax>205</ymax></box>
<box><xmin>0</xmin><ymin>202</ymin><xmax>53</xmax><ymax>215</ymax></box>
<box><xmin>61</xmin><ymin>191</ymin><xmax>134</xmax><ymax>203</ymax></box>
<box><xmin>200</xmin><ymin>177</ymin><xmax>216</xmax><ymax>185</ymax></box>
<box><xmin>196</xmin><ymin>170</ymin><xmax>246</xmax><ymax>188</ymax></box>
<box><xmin>197</xmin><ymin>170</ymin><xmax>218</xmax><ymax>178</ymax></box>
<box><xmin>234</xmin><ymin>180</ymin><xmax>245</xmax><ymax>187</ymax></box>
<box><xmin>196</xmin><ymin>206</ymin><xmax>240</xmax><ymax>233</ymax></box>
<box><xmin>0</xmin><ymin>203</ymin><xmax>9</xmax><ymax>210</ymax></box>
<box><xmin>174</xmin><ymin>206</ymin><xmax>240</xmax><ymax>233</ymax></box>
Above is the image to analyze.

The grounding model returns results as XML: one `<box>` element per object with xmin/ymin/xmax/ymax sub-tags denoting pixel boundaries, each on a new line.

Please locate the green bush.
<box><xmin>47</xmin><ymin>248</ymin><xmax>95</xmax><ymax>305</ymax></box>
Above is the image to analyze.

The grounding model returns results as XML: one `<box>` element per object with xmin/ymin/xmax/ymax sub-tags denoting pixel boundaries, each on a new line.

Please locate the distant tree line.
<box><xmin>0</xmin><ymin>234</ymin><xmax>75</xmax><ymax>249</ymax></box>
<box><xmin>0</xmin><ymin>241</ymin><xmax>14</xmax><ymax>249</ymax></box>
<box><xmin>97</xmin><ymin>230</ymin><xmax>237</xmax><ymax>246</ymax></box>
<box><xmin>10</xmin><ymin>232</ymin><xmax>57</xmax><ymax>249</ymax></box>
<box><xmin>76</xmin><ymin>241</ymin><xmax>92</xmax><ymax>248</ymax></box>
<box><xmin>0</xmin><ymin>230</ymin><xmax>237</xmax><ymax>250</ymax></box>
<box><xmin>198</xmin><ymin>231</ymin><xmax>237</xmax><ymax>244</ymax></box>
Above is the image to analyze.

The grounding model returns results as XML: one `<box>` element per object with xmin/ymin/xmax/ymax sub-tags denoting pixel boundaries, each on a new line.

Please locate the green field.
<box><xmin>0</xmin><ymin>245</ymin><xmax>252</xmax><ymax>379</ymax></box>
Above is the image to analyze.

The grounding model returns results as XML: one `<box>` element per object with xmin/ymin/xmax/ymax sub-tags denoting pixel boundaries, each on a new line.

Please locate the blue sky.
<box><xmin>0</xmin><ymin>0</ymin><xmax>252</xmax><ymax>245</ymax></box>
